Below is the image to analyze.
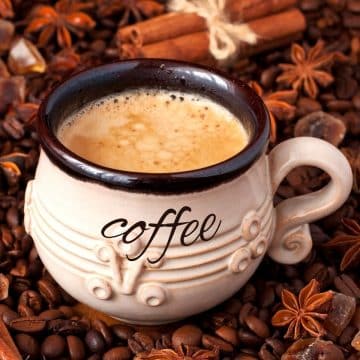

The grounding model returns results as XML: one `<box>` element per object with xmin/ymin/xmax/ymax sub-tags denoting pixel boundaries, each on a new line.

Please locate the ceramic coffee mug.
<box><xmin>24</xmin><ymin>60</ymin><xmax>353</xmax><ymax>324</ymax></box>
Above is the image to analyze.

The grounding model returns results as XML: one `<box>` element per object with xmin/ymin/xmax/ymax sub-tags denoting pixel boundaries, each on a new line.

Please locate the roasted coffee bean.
<box><xmin>260</xmin><ymin>338</ymin><xmax>286</xmax><ymax>359</ymax></box>
<box><xmin>238</xmin><ymin>329</ymin><xmax>263</xmax><ymax>348</ymax></box>
<box><xmin>17</xmin><ymin>304</ymin><xmax>34</xmax><ymax>317</ymax></box>
<box><xmin>15</xmin><ymin>333</ymin><xmax>40</xmax><ymax>359</ymax></box>
<box><xmin>39</xmin><ymin>309</ymin><xmax>65</xmax><ymax>320</ymax></box>
<box><xmin>58</xmin><ymin>305</ymin><xmax>75</xmax><ymax>319</ymax></box>
<box><xmin>344</xmin><ymin>111</ymin><xmax>360</xmax><ymax>135</ymax></box>
<box><xmin>339</xmin><ymin>325</ymin><xmax>357</xmax><ymax>346</ymax></box>
<box><xmin>11</xmin><ymin>278</ymin><xmax>31</xmax><ymax>295</ymax></box>
<box><xmin>348</xmin><ymin>0</ymin><xmax>360</xmax><ymax>12</ymax></box>
<box><xmin>111</xmin><ymin>324</ymin><xmax>134</xmax><ymax>341</ymax></box>
<box><xmin>239</xmin><ymin>303</ymin><xmax>257</xmax><ymax>325</ymax></box>
<box><xmin>48</xmin><ymin>319</ymin><xmax>88</xmax><ymax>335</ymax></box>
<box><xmin>202</xmin><ymin>334</ymin><xmax>234</xmax><ymax>353</ymax></box>
<box><xmin>91</xmin><ymin>319</ymin><xmax>113</xmax><ymax>346</ymax></box>
<box><xmin>215</xmin><ymin>325</ymin><xmax>239</xmax><ymax>346</ymax></box>
<box><xmin>103</xmin><ymin>347</ymin><xmax>132</xmax><ymax>360</ymax></box>
<box><xmin>2</xmin><ymin>117</ymin><xmax>24</xmax><ymax>139</ymax></box>
<box><xmin>260</xmin><ymin>66</ymin><xmax>280</xmax><ymax>88</ymax></box>
<box><xmin>211</xmin><ymin>312</ymin><xmax>237</xmax><ymax>328</ymax></box>
<box><xmin>67</xmin><ymin>335</ymin><xmax>86</xmax><ymax>360</ymax></box>
<box><xmin>327</xmin><ymin>0</ymin><xmax>346</xmax><ymax>10</ymax></box>
<box><xmin>10</xmin><ymin>316</ymin><xmax>46</xmax><ymax>333</ymax></box>
<box><xmin>18</xmin><ymin>290</ymin><xmax>42</xmax><ymax>313</ymax></box>
<box><xmin>336</xmin><ymin>76</ymin><xmax>358</xmax><ymax>99</ymax></box>
<box><xmin>234</xmin><ymin>354</ymin><xmax>258</xmax><ymax>360</ymax></box>
<box><xmin>296</xmin><ymin>97</ymin><xmax>323</xmax><ymax>117</ymax></box>
<box><xmin>85</xmin><ymin>329</ymin><xmax>106</xmax><ymax>354</ymax></box>
<box><xmin>2</xmin><ymin>307</ymin><xmax>19</xmax><ymax>325</ymax></box>
<box><xmin>41</xmin><ymin>334</ymin><xmax>66</xmax><ymax>358</ymax></box>
<box><xmin>1</xmin><ymin>226</ymin><xmax>14</xmax><ymax>248</ymax></box>
<box><xmin>326</xmin><ymin>99</ymin><xmax>353</xmax><ymax>111</ymax></box>
<box><xmin>128</xmin><ymin>338</ymin><xmax>144</xmax><ymax>354</ymax></box>
<box><xmin>0</xmin><ymin>273</ymin><xmax>9</xmax><ymax>300</ymax></box>
<box><xmin>37</xmin><ymin>278</ymin><xmax>62</xmax><ymax>307</ymax></box>
<box><xmin>6</xmin><ymin>206</ymin><xmax>19</xmax><ymax>227</ymax></box>
<box><xmin>172</xmin><ymin>325</ymin><xmax>203</xmax><ymax>347</ymax></box>
<box><xmin>259</xmin><ymin>347</ymin><xmax>277</xmax><ymax>360</ymax></box>
<box><xmin>132</xmin><ymin>332</ymin><xmax>154</xmax><ymax>351</ymax></box>
<box><xmin>244</xmin><ymin>315</ymin><xmax>270</xmax><ymax>339</ymax></box>
<box><xmin>300</xmin><ymin>0</ymin><xmax>322</xmax><ymax>10</ymax></box>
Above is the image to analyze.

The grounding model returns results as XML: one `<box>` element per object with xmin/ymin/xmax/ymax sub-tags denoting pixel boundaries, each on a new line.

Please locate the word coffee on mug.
<box><xmin>57</xmin><ymin>89</ymin><xmax>249</xmax><ymax>173</ymax></box>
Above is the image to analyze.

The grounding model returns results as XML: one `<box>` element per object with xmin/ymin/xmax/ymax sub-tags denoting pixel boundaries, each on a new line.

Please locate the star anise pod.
<box><xmin>277</xmin><ymin>41</ymin><xmax>340</xmax><ymax>99</ymax></box>
<box><xmin>324</xmin><ymin>218</ymin><xmax>360</xmax><ymax>271</ymax></box>
<box><xmin>249</xmin><ymin>81</ymin><xmax>296</xmax><ymax>143</ymax></box>
<box><xmin>272</xmin><ymin>279</ymin><xmax>333</xmax><ymax>339</ymax></box>
<box><xmin>97</xmin><ymin>0</ymin><xmax>164</xmax><ymax>26</ymax></box>
<box><xmin>135</xmin><ymin>345</ymin><xmax>219</xmax><ymax>360</ymax></box>
<box><xmin>25</xmin><ymin>0</ymin><xmax>96</xmax><ymax>48</ymax></box>
<box><xmin>0</xmin><ymin>0</ymin><xmax>13</xmax><ymax>18</ymax></box>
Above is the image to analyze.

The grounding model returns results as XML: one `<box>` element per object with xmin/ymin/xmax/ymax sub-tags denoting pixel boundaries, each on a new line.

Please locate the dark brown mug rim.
<box><xmin>38</xmin><ymin>59</ymin><xmax>270</xmax><ymax>194</ymax></box>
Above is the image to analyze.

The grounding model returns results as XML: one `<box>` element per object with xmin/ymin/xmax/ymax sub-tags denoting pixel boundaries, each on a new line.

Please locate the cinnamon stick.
<box><xmin>117</xmin><ymin>0</ymin><xmax>297</xmax><ymax>47</ymax></box>
<box><xmin>118</xmin><ymin>13</ymin><xmax>206</xmax><ymax>47</ymax></box>
<box><xmin>121</xmin><ymin>32</ymin><xmax>209</xmax><ymax>62</ymax></box>
<box><xmin>0</xmin><ymin>320</ymin><xmax>22</xmax><ymax>360</ymax></box>
<box><xmin>120</xmin><ymin>9</ymin><xmax>306</xmax><ymax>63</ymax></box>
<box><xmin>238</xmin><ymin>32</ymin><xmax>302</xmax><ymax>59</ymax></box>
<box><xmin>226</xmin><ymin>0</ymin><xmax>298</xmax><ymax>22</ymax></box>
<box><xmin>239</xmin><ymin>7</ymin><xmax>306</xmax><ymax>52</ymax></box>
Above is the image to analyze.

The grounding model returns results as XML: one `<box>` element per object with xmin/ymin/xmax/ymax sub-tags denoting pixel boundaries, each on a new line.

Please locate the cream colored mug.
<box><xmin>24</xmin><ymin>60</ymin><xmax>353</xmax><ymax>324</ymax></box>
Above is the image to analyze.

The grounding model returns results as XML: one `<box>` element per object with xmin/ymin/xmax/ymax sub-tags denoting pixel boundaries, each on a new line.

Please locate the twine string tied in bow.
<box><xmin>168</xmin><ymin>0</ymin><xmax>258</xmax><ymax>61</ymax></box>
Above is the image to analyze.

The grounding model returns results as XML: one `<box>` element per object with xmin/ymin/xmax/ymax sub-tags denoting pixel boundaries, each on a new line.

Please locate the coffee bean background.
<box><xmin>0</xmin><ymin>0</ymin><xmax>359</xmax><ymax>359</ymax></box>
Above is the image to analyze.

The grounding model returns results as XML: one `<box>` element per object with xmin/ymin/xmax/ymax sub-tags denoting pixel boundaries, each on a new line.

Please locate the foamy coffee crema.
<box><xmin>57</xmin><ymin>89</ymin><xmax>249</xmax><ymax>173</ymax></box>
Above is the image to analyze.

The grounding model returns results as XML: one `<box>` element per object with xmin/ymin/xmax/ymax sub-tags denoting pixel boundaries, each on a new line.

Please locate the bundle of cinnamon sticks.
<box><xmin>117</xmin><ymin>0</ymin><xmax>306</xmax><ymax>64</ymax></box>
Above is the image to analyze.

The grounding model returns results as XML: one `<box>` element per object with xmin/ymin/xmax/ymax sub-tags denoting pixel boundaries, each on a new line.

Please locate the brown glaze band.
<box><xmin>37</xmin><ymin>59</ymin><xmax>270</xmax><ymax>194</ymax></box>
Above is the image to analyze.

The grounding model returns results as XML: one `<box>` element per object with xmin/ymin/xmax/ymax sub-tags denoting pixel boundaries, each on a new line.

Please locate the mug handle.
<box><xmin>267</xmin><ymin>136</ymin><xmax>353</xmax><ymax>264</ymax></box>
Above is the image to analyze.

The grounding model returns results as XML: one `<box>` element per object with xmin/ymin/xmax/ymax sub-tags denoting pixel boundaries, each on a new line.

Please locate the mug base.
<box><xmin>73</xmin><ymin>303</ymin><xmax>183</xmax><ymax>326</ymax></box>
<box><xmin>110</xmin><ymin>316</ymin><xmax>183</xmax><ymax>326</ymax></box>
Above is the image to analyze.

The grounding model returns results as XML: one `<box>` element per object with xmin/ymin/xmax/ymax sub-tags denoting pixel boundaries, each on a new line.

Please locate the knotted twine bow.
<box><xmin>168</xmin><ymin>0</ymin><xmax>258</xmax><ymax>61</ymax></box>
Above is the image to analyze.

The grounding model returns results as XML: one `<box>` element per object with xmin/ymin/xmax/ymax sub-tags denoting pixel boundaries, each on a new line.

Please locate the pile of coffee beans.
<box><xmin>0</xmin><ymin>0</ymin><xmax>359</xmax><ymax>359</ymax></box>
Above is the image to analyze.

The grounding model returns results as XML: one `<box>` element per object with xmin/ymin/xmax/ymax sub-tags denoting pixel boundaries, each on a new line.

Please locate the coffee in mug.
<box><xmin>57</xmin><ymin>89</ymin><xmax>249</xmax><ymax>173</ymax></box>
